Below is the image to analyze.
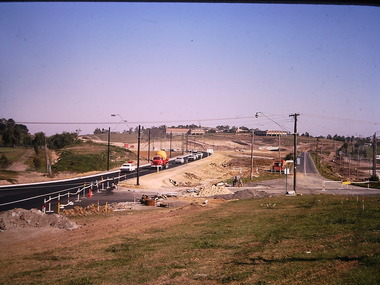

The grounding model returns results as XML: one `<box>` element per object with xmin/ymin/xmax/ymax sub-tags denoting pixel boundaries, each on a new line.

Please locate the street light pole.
<box><xmin>289</xmin><ymin>113</ymin><xmax>300</xmax><ymax>193</ymax></box>
<box><xmin>250</xmin><ymin>130</ymin><xmax>254</xmax><ymax>179</ymax></box>
<box><xmin>147</xmin><ymin>129</ymin><xmax>151</xmax><ymax>162</ymax></box>
<box><xmin>169</xmin><ymin>132</ymin><xmax>173</xmax><ymax>158</ymax></box>
<box><xmin>107</xmin><ymin>127</ymin><xmax>110</xmax><ymax>171</ymax></box>
<box><xmin>136</xmin><ymin>125</ymin><xmax>141</xmax><ymax>186</ymax></box>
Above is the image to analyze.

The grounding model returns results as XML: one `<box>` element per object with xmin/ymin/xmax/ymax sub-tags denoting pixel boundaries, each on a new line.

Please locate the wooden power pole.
<box><xmin>289</xmin><ymin>113</ymin><xmax>300</xmax><ymax>193</ymax></box>
<box><xmin>373</xmin><ymin>133</ymin><xmax>377</xmax><ymax>178</ymax></box>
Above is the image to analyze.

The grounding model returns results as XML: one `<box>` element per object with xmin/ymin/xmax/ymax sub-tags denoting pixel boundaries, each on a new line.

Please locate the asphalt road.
<box><xmin>298</xmin><ymin>152</ymin><xmax>318</xmax><ymax>174</ymax></box>
<box><xmin>255</xmin><ymin>152</ymin><xmax>380</xmax><ymax>196</ymax></box>
<box><xmin>0</xmin><ymin>153</ymin><xmax>208</xmax><ymax>213</ymax></box>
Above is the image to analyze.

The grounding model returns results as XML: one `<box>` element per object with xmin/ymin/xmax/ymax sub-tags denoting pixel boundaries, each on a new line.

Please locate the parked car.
<box><xmin>120</xmin><ymin>163</ymin><xmax>136</xmax><ymax>172</ymax></box>
<box><xmin>196</xmin><ymin>152</ymin><xmax>203</xmax><ymax>159</ymax></box>
<box><xmin>175</xmin><ymin>157</ymin><xmax>185</xmax><ymax>164</ymax></box>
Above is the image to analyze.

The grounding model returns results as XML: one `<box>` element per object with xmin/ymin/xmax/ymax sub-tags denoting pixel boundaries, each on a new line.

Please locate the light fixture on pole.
<box><xmin>111</xmin><ymin>114</ymin><xmax>129</xmax><ymax>132</ymax></box>
<box><xmin>107</xmin><ymin>126</ymin><xmax>110</xmax><ymax>171</ymax></box>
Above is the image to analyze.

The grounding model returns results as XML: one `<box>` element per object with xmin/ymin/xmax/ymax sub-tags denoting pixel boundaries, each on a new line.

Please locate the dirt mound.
<box><xmin>0</xmin><ymin>208</ymin><xmax>79</xmax><ymax>231</ymax></box>
<box><xmin>214</xmin><ymin>188</ymin><xmax>271</xmax><ymax>200</ymax></box>
<box><xmin>186</xmin><ymin>185</ymin><xmax>233</xmax><ymax>197</ymax></box>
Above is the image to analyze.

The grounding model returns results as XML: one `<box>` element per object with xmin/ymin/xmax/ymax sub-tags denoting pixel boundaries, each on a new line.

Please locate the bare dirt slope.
<box><xmin>120</xmin><ymin>152</ymin><xmax>234</xmax><ymax>190</ymax></box>
<box><xmin>5</xmin><ymin>149</ymin><xmax>34</xmax><ymax>172</ymax></box>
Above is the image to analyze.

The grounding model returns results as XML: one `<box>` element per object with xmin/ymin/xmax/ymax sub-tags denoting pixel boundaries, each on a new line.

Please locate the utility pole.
<box><xmin>250</xmin><ymin>130</ymin><xmax>254</xmax><ymax>179</ymax></box>
<box><xmin>289</xmin><ymin>113</ymin><xmax>300</xmax><ymax>193</ymax></box>
<box><xmin>169</xmin><ymin>132</ymin><xmax>173</xmax><ymax>158</ymax></box>
<box><xmin>136</xmin><ymin>125</ymin><xmax>141</xmax><ymax>186</ymax></box>
<box><xmin>107</xmin><ymin>127</ymin><xmax>111</xmax><ymax>171</ymax></box>
<box><xmin>373</xmin><ymin>133</ymin><xmax>377</xmax><ymax>179</ymax></box>
<box><xmin>181</xmin><ymin>133</ymin><xmax>184</xmax><ymax>155</ymax></box>
<box><xmin>147</xmin><ymin>129</ymin><xmax>151</xmax><ymax>162</ymax></box>
<box><xmin>45</xmin><ymin>140</ymin><xmax>52</xmax><ymax>176</ymax></box>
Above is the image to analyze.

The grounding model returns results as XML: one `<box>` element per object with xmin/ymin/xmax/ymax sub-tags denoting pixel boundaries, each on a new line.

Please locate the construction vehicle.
<box><xmin>272</xmin><ymin>159</ymin><xmax>286</xmax><ymax>172</ymax></box>
<box><xmin>151</xmin><ymin>150</ymin><xmax>169</xmax><ymax>170</ymax></box>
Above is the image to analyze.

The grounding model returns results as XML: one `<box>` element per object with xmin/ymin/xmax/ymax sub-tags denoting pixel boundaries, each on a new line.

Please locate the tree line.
<box><xmin>0</xmin><ymin>118</ymin><xmax>79</xmax><ymax>150</ymax></box>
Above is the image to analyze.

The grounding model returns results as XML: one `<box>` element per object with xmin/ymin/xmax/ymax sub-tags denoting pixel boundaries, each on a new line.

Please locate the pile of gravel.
<box><xmin>0</xmin><ymin>208</ymin><xmax>80</xmax><ymax>231</ymax></box>
<box><xmin>213</xmin><ymin>188</ymin><xmax>271</xmax><ymax>200</ymax></box>
<box><xmin>186</xmin><ymin>185</ymin><xmax>233</xmax><ymax>197</ymax></box>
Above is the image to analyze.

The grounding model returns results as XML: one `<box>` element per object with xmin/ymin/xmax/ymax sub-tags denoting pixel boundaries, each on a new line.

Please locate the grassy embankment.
<box><xmin>52</xmin><ymin>142</ymin><xmax>136</xmax><ymax>173</ymax></box>
<box><xmin>0</xmin><ymin>147</ymin><xmax>46</xmax><ymax>183</ymax></box>
<box><xmin>3</xmin><ymin>195</ymin><xmax>380</xmax><ymax>284</ymax></box>
<box><xmin>0</xmin><ymin>142</ymin><xmax>137</xmax><ymax>183</ymax></box>
<box><xmin>310</xmin><ymin>152</ymin><xmax>380</xmax><ymax>190</ymax></box>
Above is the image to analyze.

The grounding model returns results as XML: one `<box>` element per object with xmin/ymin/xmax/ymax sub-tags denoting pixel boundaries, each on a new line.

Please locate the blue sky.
<box><xmin>1</xmin><ymin>2</ymin><xmax>379</xmax><ymax>137</ymax></box>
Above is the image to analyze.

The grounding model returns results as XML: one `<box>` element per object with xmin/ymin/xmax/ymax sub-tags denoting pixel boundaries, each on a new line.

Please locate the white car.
<box><xmin>196</xmin><ymin>152</ymin><xmax>203</xmax><ymax>159</ymax></box>
<box><xmin>188</xmin><ymin>154</ymin><xmax>197</xmax><ymax>161</ymax></box>
<box><xmin>120</xmin><ymin>163</ymin><xmax>136</xmax><ymax>172</ymax></box>
<box><xmin>175</xmin><ymin>157</ymin><xmax>185</xmax><ymax>164</ymax></box>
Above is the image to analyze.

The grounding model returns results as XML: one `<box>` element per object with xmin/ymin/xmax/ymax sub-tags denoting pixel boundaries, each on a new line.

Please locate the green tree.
<box><xmin>33</xmin><ymin>144</ymin><xmax>39</xmax><ymax>155</ymax></box>
<box><xmin>47</xmin><ymin>132</ymin><xmax>78</xmax><ymax>149</ymax></box>
<box><xmin>0</xmin><ymin>118</ymin><xmax>30</xmax><ymax>146</ymax></box>
<box><xmin>33</xmin><ymin>132</ymin><xmax>46</xmax><ymax>149</ymax></box>
<box><xmin>0</xmin><ymin>154</ymin><xmax>10</xmax><ymax>169</ymax></box>
<box><xmin>33</xmin><ymin>157</ymin><xmax>41</xmax><ymax>171</ymax></box>
<box><xmin>285</xmin><ymin>153</ymin><xmax>294</xmax><ymax>160</ymax></box>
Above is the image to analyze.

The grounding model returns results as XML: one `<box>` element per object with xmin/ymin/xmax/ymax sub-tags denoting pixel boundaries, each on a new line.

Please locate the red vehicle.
<box><xmin>151</xmin><ymin>150</ymin><xmax>169</xmax><ymax>170</ymax></box>
<box><xmin>272</xmin><ymin>160</ymin><xmax>285</xmax><ymax>172</ymax></box>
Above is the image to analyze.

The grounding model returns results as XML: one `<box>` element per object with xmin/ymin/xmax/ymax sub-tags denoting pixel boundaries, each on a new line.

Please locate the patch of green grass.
<box><xmin>27</xmin><ymin>250</ymin><xmax>74</xmax><ymax>261</ymax></box>
<box><xmin>3</xmin><ymin>195</ymin><xmax>380</xmax><ymax>285</ymax></box>
<box><xmin>52</xmin><ymin>143</ymin><xmax>136</xmax><ymax>173</ymax></box>
<box><xmin>52</xmin><ymin>151</ymin><xmax>108</xmax><ymax>172</ymax></box>
<box><xmin>25</xmin><ymin>150</ymin><xmax>47</xmax><ymax>172</ymax></box>
<box><xmin>310</xmin><ymin>152</ymin><xmax>341</xmax><ymax>181</ymax></box>
<box><xmin>66</xmin><ymin>277</ymin><xmax>99</xmax><ymax>285</ymax></box>
<box><xmin>224</xmin><ymin>171</ymin><xmax>284</xmax><ymax>185</ymax></box>
<box><xmin>0</xmin><ymin>147</ymin><xmax>27</xmax><ymax>164</ymax></box>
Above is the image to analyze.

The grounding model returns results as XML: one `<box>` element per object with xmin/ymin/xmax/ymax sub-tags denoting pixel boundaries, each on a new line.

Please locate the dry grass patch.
<box><xmin>1</xmin><ymin>195</ymin><xmax>380</xmax><ymax>285</ymax></box>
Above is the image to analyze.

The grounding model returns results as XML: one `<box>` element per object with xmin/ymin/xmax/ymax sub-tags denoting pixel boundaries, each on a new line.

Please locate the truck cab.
<box><xmin>151</xmin><ymin>151</ymin><xmax>169</xmax><ymax>169</ymax></box>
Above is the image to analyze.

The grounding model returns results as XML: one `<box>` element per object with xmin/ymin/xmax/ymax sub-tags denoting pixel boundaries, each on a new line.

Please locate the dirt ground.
<box><xmin>120</xmin><ymin>152</ymin><xmax>235</xmax><ymax>189</ymax></box>
<box><xmin>1</xmin><ymin>137</ymin><xmax>378</xmax><ymax>282</ymax></box>
<box><xmin>0</xmin><ymin>150</ymin><xmax>255</xmax><ymax>261</ymax></box>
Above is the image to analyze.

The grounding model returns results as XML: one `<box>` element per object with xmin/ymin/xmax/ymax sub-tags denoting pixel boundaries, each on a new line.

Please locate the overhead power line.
<box><xmin>16</xmin><ymin>121</ymin><xmax>120</xmax><ymax>125</ymax></box>
<box><xmin>302</xmin><ymin>114</ymin><xmax>380</xmax><ymax>126</ymax></box>
<box><xmin>16</xmin><ymin>116</ymin><xmax>257</xmax><ymax>126</ymax></box>
<box><xmin>15</xmin><ymin>113</ymin><xmax>380</xmax><ymax>128</ymax></box>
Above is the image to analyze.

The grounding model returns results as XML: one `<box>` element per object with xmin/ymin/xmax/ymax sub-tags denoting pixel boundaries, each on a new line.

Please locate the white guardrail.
<box><xmin>42</xmin><ymin>172</ymin><xmax>128</xmax><ymax>214</ymax></box>
<box><xmin>322</xmin><ymin>180</ymin><xmax>371</xmax><ymax>191</ymax></box>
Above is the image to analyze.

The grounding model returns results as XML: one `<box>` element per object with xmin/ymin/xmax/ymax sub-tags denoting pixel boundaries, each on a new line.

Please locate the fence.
<box><xmin>42</xmin><ymin>172</ymin><xmax>129</xmax><ymax>214</ymax></box>
<box><xmin>322</xmin><ymin>180</ymin><xmax>372</xmax><ymax>191</ymax></box>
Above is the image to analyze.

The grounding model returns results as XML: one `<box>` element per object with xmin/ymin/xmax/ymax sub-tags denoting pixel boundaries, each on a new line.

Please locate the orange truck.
<box><xmin>151</xmin><ymin>150</ymin><xmax>169</xmax><ymax>170</ymax></box>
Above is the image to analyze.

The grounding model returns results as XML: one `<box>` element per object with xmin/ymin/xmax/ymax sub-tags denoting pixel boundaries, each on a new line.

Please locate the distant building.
<box><xmin>236</xmin><ymin>128</ymin><xmax>248</xmax><ymax>133</ymax></box>
<box><xmin>190</xmin><ymin>128</ymin><xmax>205</xmax><ymax>135</ymax></box>
<box><xmin>266</xmin><ymin>130</ymin><xmax>289</xmax><ymax>137</ymax></box>
<box><xmin>254</xmin><ymin>130</ymin><xmax>267</xmax><ymax>136</ymax></box>
<box><xmin>165</xmin><ymin>128</ymin><xmax>190</xmax><ymax>136</ymax></box>
<box><xmin>254</xmin><ymin>130</ymin><xmax>288</xmax><ymax>136</ymax></box>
